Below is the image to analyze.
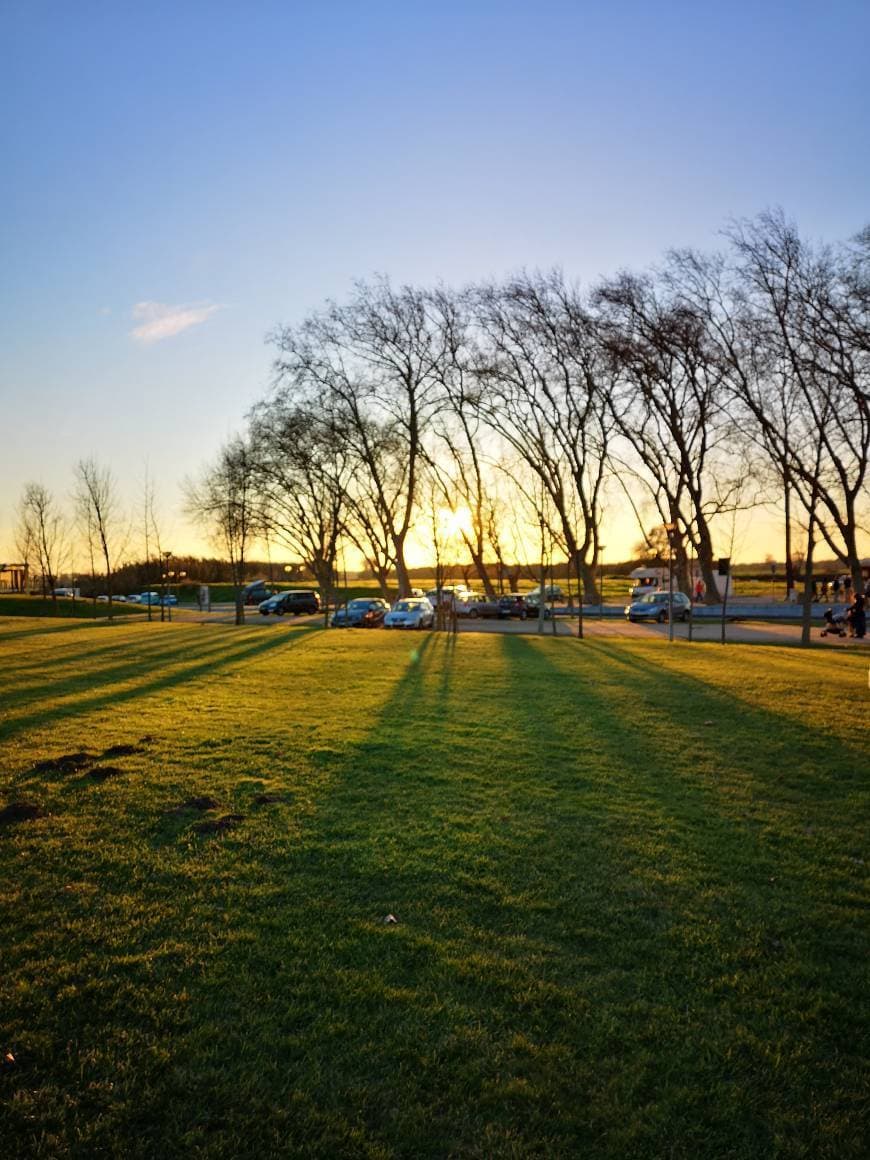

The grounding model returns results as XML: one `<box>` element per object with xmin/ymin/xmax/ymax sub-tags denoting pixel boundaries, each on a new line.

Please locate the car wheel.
<box><xmin>681</xmin><ymin>612</ymin><xmax>689</xmax><ymax>623</ymax></box>
<box><xmin>519</xmin><ymin>611</ymin><xmax>527</xmax><ymax>620</ymax></box>
<box><xmin>467</xmin><ymin>609</ymin><xmax>479</xmax><ymax>619</ymax></box>
<box><xmin>657</xmin><ymin>610</ymin><xmax>667</xmax><ymax>624</ymax></box>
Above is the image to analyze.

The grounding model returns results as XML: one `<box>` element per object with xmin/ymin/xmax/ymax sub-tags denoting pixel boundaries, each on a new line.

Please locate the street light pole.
<box><xmin>598</xmin><ymin>546</ymin><xmax>606</xmax><ymax>620</ymax></box>
<box><xmin>664</xmin><ymin>524</ymin><xmax>676</xmax><ymax>643</ymax></box>
<box><xmin>162</xmin><ymin>550</ymin><xmax>171</xmax><ymax>623</ymax></box>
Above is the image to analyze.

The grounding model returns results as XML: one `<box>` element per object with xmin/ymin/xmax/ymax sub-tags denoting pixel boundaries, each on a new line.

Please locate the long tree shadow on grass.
<box><xmin>2</xmin><ymin>631</ymin><xmax>254</xmax><ymax>712</ymax></box>
<box><xmin>6</xmin><ymin>633</ymin><xmax>866</xmax><ymax>1159</ymax></box>
<box><xmin>123</xmin><ymin>631</ymin><xmax>770</xmax><ymax>1158</ymax></box>
<box><xmin>0</xmin><ymin>626</ymin><xmax>321</xmax><ymax>742</ymax></box>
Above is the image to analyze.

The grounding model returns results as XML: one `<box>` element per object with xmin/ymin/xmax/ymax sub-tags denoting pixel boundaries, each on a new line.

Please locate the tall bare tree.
<box><xmin>74</xmin><ymin>459</ymin><xmax>126</xmax><ymax>621</ymax></box>
<box><xmin>271</xmin><ymin>277</ymin><xmax>446</xmax><ymax>596</ymax></box>
<box><xmin>595</xmin><ymin>263</ymin><xmax>745</xmax><ymax>598</ymax></box>
<box><xmin>248</xmin><ymin>396</ymin><xmax>351</xmax><ymax>617</ymax></box>
<box><xmin>186</xmin><ymin>437</ymin><xmax>257</xmax><ymax>625</ymax></box>
<box><xmin>17</xmin><ymin>482</ymin><xmax>66</xmax><ymax>607</ymax></box>
<box><xmin>726</xmin><ymin>210</ymin><xmax>869</xmax><ymax>593</ymax></box>
<box><xmin>468</xmin><ymin>270</ymin><xmax>614</xmax><ymax>616</ymax></box>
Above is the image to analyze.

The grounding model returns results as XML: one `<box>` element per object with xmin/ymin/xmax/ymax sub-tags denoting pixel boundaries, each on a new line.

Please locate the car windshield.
<box><xmin>394</xmin><ymin>601</ymin><xmax>419</xmax><ymax>611</ymax></box>
<box><xmin>639</xmin><ymin>593</ymin><xmax>666</xmax><ymax>603</ymax></box>
<box><xmin>347</xmin><ymin>600</ymin><xmax>370</xmax><ymax>610</ymax></box>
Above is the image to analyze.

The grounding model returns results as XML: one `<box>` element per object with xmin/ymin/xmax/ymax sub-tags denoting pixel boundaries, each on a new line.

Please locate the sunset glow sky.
<box><xmin>2</xmin><ymin>1</ymin><xmax>868</xmax><ymax>568</ymax></box>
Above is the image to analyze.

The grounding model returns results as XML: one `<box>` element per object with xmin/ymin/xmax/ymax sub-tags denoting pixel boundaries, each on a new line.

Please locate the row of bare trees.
<box><xmin>189</xmin><ymin>211</ymin><xmax>868</xmax><ymax>622</ymax></box>
<box><xmin>14</xmin><ymin>460</ymin><xmax>171</xmax><ymax>621</ymax></box>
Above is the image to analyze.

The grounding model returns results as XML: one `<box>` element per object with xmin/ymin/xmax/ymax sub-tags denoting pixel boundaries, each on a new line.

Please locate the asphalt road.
<box><xmin>177</xmin><ymin>604</ymin><xmax>868</xmax><ymax>647</ymax></box>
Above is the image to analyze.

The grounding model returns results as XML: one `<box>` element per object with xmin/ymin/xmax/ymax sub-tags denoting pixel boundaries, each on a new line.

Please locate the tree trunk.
<box><xmin>784</xmin><ymin>480</ymin><xmax>794</xmax><ymax>598</ymax></box>
<box><xmin>800</xmin><ymin>508</ymin><xmax>816</xmax><ymax>648</ymax></box>
<box><xmin>468</xmin><ymin>547</ymin><xmax>495</xmax><ymax>598</ymax></box>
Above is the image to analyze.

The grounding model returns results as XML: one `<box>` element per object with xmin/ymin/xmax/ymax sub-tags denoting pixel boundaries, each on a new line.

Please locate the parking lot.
<box><xmin>180</xmin><ymin>603</ymin><xmax>867</xmax><ymax>647</ymax></box>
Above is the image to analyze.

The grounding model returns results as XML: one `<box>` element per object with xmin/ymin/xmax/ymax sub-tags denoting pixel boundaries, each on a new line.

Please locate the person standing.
<box><xmin>833</xmin><ymin>576</ymin><xmax>841</xmax><ymax>602</ymax></box>
<box><xmin>847</xmin><ymin>593</ymin><xmax>866</xmax><ymax>639</ymax></box>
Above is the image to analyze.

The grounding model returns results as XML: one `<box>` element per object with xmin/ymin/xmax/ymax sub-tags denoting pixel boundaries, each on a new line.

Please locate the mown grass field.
<box><xmin>1</xmin><ymin>618</ymin><xmax>867</xmax><ymax>1159</ymax></box>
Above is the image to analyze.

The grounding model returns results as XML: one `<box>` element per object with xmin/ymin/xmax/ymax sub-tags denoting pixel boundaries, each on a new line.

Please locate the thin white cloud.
<box><xmin>130</xmin><ymin>300</ymin><xmax>221</xmax><ymax>343</ymax></box>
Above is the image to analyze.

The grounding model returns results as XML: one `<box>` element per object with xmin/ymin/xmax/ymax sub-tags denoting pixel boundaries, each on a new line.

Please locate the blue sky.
<box><xmin>1</xmin><ymin>0</ymin><xmax>868</xmax><ymax>563</ymax></box>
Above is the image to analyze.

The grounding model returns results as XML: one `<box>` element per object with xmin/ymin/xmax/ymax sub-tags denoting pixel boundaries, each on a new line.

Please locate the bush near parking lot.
<box><xmin>1</xmin><ymin>619</ymin><xmax>867</xmax><ymax>1158</ymax></box>
<box><xmin>0</xmin><ymin>595</ymin><xmax>146</xmax><ymax>619</ymax></box>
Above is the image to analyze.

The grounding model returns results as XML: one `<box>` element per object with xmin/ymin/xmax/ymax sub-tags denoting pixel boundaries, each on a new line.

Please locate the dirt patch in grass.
<box><xmin>252</xmin><ymin>792</ymin><xmax>284</xmax><ymax>805</ymax></box>
<box><xmin>102</xmin><ymin>744</ymin><xmax>144</xmax><ymax>758</ymax></box>
<box><xmin>0</xmin><ymin>801</ymin><xmax>45</xmax><ymax>825</ymax></box>
<box><xmin>33</xmin><ymin>751</ymin><xmax>93</xmax><ymax>774</ymax></box>
<box><xmin>167</xmin><ymin>796</ymin><xmax>221</xmax><ymax>814</ymax></box>
<box><xmin>87</xmin><ymin>766</ymin><xmax>126</xmax><ymax>782</ymax></box>
<box><xmin>194</xmin><ymin>814</ymin><xmax>245</xmax><ymax>835</ymax></box>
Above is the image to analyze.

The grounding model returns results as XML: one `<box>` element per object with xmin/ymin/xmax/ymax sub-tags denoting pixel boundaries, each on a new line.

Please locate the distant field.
<box><xmin>1</xmin><ymin>619</ymin><xmax>867</xmax><ymax>1158</ymax></box>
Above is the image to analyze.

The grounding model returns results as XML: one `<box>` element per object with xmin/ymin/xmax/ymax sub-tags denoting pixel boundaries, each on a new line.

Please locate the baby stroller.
<box><xmin>820</xmin><ymin>607</ymin><xmax>848</xmax><ymax>638</ymax></box>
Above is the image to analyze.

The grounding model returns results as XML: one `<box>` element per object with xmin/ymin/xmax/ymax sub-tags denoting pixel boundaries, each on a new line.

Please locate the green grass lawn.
<box><xmin>1</xmin><ymin>619</ymin><xmax>867</xmax><ymax>1159</ymax></box>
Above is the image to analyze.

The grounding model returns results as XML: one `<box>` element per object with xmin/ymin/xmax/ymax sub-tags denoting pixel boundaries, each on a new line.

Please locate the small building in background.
<box><xmin>0</xmin><ymin>563</ymin><xmax>28</xmax><ymax>592</ymax></box>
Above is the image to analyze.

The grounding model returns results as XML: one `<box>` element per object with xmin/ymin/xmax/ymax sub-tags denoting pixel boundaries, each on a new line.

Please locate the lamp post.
<box><xmin>598</xmin><ymin>546</ymin><xmax>606</xmax><ymax>619</ymax></box>
<box><xmin>664</xmin><ymin>523</ymin><xmax>677</xmax><ymax>643</ymax></box>
<box><xmin>161</xmin><ymin>551</ymin><xmax>172</xmax><ymax>622</ymax></box>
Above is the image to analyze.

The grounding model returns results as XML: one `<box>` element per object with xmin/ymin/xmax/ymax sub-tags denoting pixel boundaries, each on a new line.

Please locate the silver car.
<box><xmin>384</xmin><ymin>598</ymin><xmax>435</xmax><ymax>630</ymax></box>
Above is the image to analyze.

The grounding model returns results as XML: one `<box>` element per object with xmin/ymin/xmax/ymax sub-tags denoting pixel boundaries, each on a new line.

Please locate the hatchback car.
<box><xmin>259</xmin><ymin>590</ymin><xmax>320</xmax><ymax>616</ymax></box>
<box><xmin>625</xmin><ymin>591</ymin><xmax>691</xmax><ymax>623</ymax></box>
<box><xmin>497</xmin><ymin>595</ymin><xmax>528</xmax><ymax>619</ymax></box>
<box><xmin>384</xmin><ymin>598</ymin><xmax>434</xmax><ymax>630</ymax></box>
<box><xmin>330</xmin><ymin>598</ymin><xmax>390</xmax><ymax>627</ymax></box>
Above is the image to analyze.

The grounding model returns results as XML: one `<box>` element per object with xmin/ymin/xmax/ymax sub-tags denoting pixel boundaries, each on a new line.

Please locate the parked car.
<box><xmin>425</xmin><ymin>585</ymin><xmax>473</xmax><ymax>609</ymax></box>
<box><xmin>259</xmin><ymin>590</ymin><xmax>320</xmax><ymax>616</ymax></box>
<box><xmin>497</xmin><ymin>594</ymin><xmax>528</xmax><ymax>619</ymax></box>
<box><xmin>523</xmin><ymin>596</ymin><xmax>553</xmax><ymax>619</ymax></box>
<box><xmin>125</xmin><ymin>594</ymin><xmax>141</xmax><ymax>603</ymax></box>
<box><xmin>629</xmin><ymin>580</ymin><xmax>660</xmax><ymax>599</ymax></box>
<box><xmin>138</xmin><ymin>592</ymin><xmax>161</xmax><ymax>605</ymax></box>
<box><xmin>384</xmin><ymin>598</ymin><xmax>435</xmax><ymax>630</ymax></box>
<box><xmin>330</xmin><ymin>598</ymin><xmax>390</xmax><ymax>627</ymax></box>
<box><xmin>159</xmin><ymin>594</ymin><xmax>178</xmax><ymax>606</ymax></box>
<box><xmin>243</xmin><ymin>581</ymin><xmax>273</xmax><ymax>605</ymax></box>
<box><xmin>459</xmin><ymin>595</ymin><xmax>503</xmax><ymax>619</ymax></box>
<box><xmin>625</xmin><ymin>591</ymin><xmax>691</xmax><ymax>623</ymax></box>
<box><xmin>527</xmin><ymin>584</ymin><xmax>564</xmax><ymax>602</ymax></box>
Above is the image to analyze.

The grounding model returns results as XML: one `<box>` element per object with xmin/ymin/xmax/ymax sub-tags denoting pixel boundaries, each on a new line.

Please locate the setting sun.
<box><xmin>437</xmin><ymin>505</ymin><xmax>474</xmax><ymax>542</ymax></box>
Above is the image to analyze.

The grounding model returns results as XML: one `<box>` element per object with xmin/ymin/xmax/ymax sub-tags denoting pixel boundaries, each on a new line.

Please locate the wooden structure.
<box><xmin>0</xmin><ymin>563</ymin><xmax>28</xmax><ymax>592</ymax></box>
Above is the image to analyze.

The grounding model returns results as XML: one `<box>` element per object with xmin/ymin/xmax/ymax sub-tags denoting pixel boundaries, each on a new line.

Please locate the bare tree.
<box><xmin>595</xmin><ymin>262</ymin><xmax>746</xmax><ymax>599</ymax></box>
<box><xmin>74</xmin><ymin>459</ymin><xmax>127</xmax><ymax>621</ymax></box>
<box><xmin>248</xmin><ymin>396</ymin><xmax>351</xmax><ymax>620</ymax></box>
<box><xmin>16</xmin><ymin>483</ymin><xmax>66</xmax><ymax>607</ymax></box>
<box><xmin>724</xmin><ymin>211</ymin><xmax>869</xmax><ymax>595</ymax></box>
<box><xmin>185</xmin><ymin>437</ymin><xmax>257</xmax><ymax>625</ymax></box>
<box><xmin>271</xmin><ymin>277</ymin><xmax>446</xmax><ymax>596</ymax></box>
<box><xmin>468</xmin><ymin>270</ymin><xmax>613</xmax><ymax>620</ymax></box>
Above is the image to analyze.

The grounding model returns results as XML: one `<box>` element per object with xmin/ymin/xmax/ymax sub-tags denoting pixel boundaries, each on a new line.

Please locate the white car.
<box><xmin>384</xmin><ymin>598</ymin><xmax>435</xmax><ymax>630</ymax></box>
<box><xmin>125</xmin><ymin>594</ymin><xmax>141</xmax><ymax>603</ymax></box>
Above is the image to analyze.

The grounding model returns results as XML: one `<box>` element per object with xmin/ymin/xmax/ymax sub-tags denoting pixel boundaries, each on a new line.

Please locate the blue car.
<box><xmin>330</xmin><ymin>598</ymin><xmax>390</xmax><ymax>627</ymax></box>
<box><xmin>625</xmin><ymin>591</ymin><xmax>691</xmax><ymax>623</ymax></box>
